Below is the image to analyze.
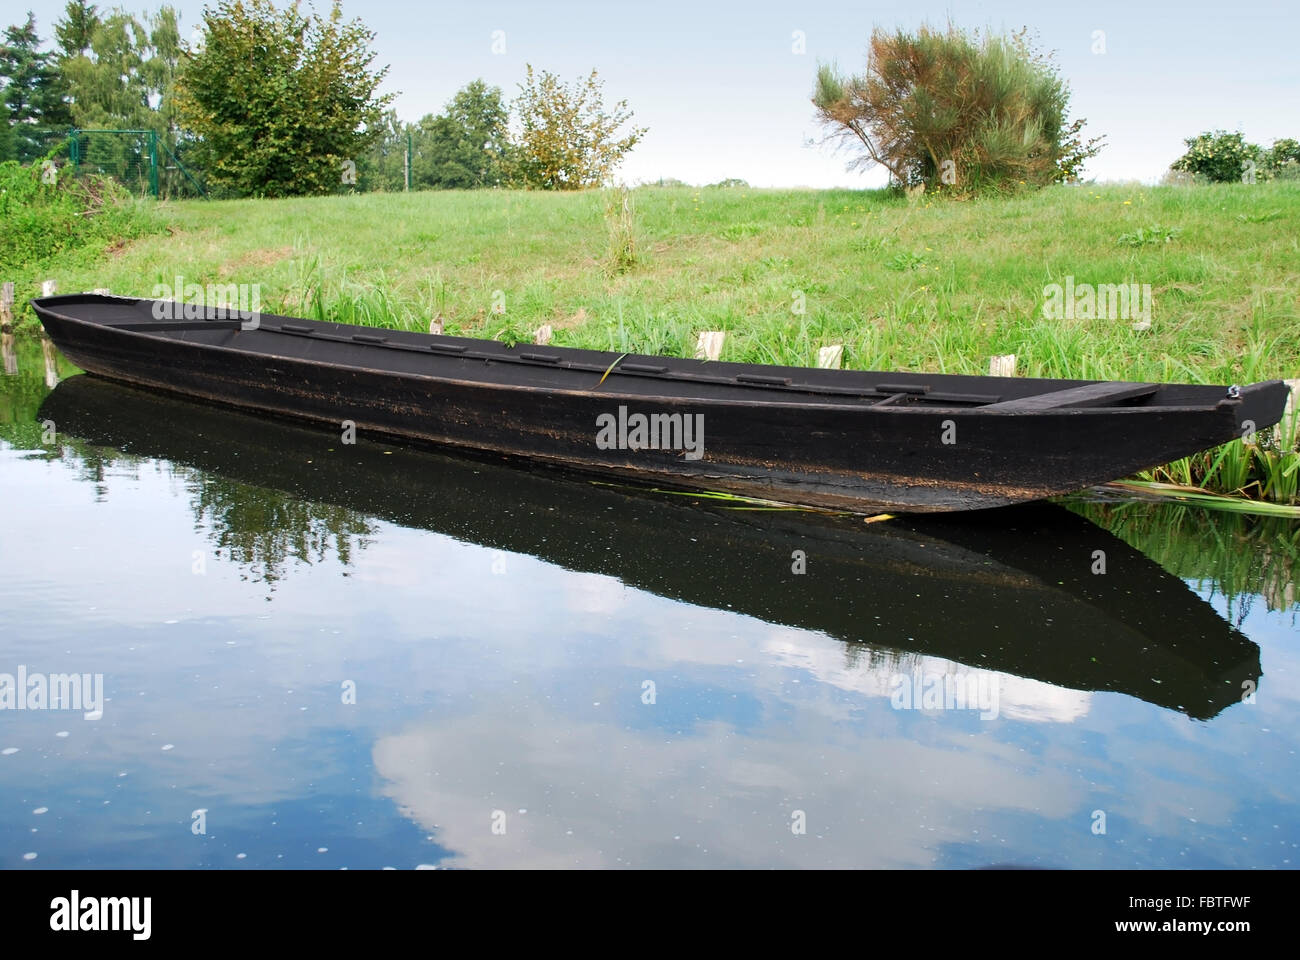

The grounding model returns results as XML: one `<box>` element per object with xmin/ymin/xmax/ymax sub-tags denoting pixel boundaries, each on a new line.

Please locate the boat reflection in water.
<box><xmin>40</xmin><ymin>374</ymin><xmax>1260</xmax><ymax>723</ymax></box>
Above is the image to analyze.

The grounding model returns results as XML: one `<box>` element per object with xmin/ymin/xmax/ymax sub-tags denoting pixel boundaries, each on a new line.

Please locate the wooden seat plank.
<box><xmin>982</xmin><ymin>381</ymin><xmax>1157</xmax><ymax>412</ymax></box>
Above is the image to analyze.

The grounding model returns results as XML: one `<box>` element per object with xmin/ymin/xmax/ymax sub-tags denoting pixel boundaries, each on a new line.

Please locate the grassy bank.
<box><xmin>13</xmin><ymin>180</ymin><xmax>1300</xmax><ymax>502</ymax></box>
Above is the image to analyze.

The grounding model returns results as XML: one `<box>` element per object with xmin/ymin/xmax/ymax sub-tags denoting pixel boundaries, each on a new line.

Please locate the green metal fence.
<box><xmin>68</xmin><ymin>129</ymin><xmax>207</xmax><ymax>199</ymax></box>
<box><xmin>13</xmin><ymin>125</ymin><xmax>417</xmax><ymax>198</ymax></box>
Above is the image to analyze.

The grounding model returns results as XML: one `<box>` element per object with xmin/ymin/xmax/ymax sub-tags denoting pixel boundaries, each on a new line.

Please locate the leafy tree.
<box><xmin>54</xmin><ymin>0</ymin><xmax>98</xmax><ymax>58</ymax></box>
<box><xmin>0</xmin><ymin>13</ymin><xmax>73</xmax><ymax>161</ymax></box>
<box><xmin>812</xmin><ymin>25</ymin><xmax>1102</xmax><ymax>192</ymax></box>
<box><xmin>415</xmin><ymin>79</ymin><xmax>510</xmax><ymax>189</ymax></box>
<box><xmin>58</xmin><ymin>10</ymin><xmax>146</xmax><ymax>128</ymax></box>
<box><xmin>176</xmin><ymin>0</ymin><xmax>393</xmax><ymax>197</ymax></box>
<box><xmin>55</xmin><ymin>3</ymin><xmax>182</xmax><ymax>135</ymax></box>
<box><xmin>50</xmin><ymin>4</ymin><xmax>196</xmax><ymax>197</ymax></box>
<box><xmin>1172</xmin><ymin>131</ymin><xmax>1265</xmax><ymax>183</ymax></box>
<box><xmin>510</xmin><ymin>65</ymin><xmax>645</xmax><ymax>190</ymax></box>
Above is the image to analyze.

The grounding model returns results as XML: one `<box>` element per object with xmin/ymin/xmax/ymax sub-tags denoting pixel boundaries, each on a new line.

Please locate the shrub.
<box><xmin>0</xmin><ymin>159</ymin><xmax>146</xmax><ymax>273</ymax></box>
<box><xmin>1265</xmin><ymin>138</ymin><xmax>1300</xmax><ymax>180</ymax></box>
<box><xmin>1172</xmin><ymin>131</ymin><xmax>1266</xmax><ymax>184</ymax></box>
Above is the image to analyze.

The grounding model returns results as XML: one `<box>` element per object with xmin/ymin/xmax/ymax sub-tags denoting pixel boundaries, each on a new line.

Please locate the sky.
<box><xmin>14</xmin><ymin>0</ymin><xmax>1300</xmax><ymax>187</ymax></box>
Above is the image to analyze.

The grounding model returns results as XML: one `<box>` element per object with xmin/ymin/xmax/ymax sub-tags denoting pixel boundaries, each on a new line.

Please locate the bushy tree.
<box><xmin>510</xmin><ymin>65</ymin><xmax>645</xmax><ymax>190</ymax></box>
<box><xmin>176</xmin><ymin>0</ymin><xmax>393</xmax><ymax>197</ymax></box>
<box><xmin>812</xmin><ymin>25</ymin><xmax>1101</xmax><ymax>192</ymax></box>
<box><xmin>0</xmin><ymin>13</ymin><xmax>73</xmax><ymax>161</ymax></box>
<box><xmin>415</xmin><ymin>79</ymin><xmax>510</xmax><ymax>189</ymax></box>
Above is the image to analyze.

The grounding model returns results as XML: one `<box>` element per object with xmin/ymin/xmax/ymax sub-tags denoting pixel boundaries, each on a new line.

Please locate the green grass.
<box><xmin>11</xmin><ymin>179</ymin><xmax>1300</xmax><ymax>500</ymax></box>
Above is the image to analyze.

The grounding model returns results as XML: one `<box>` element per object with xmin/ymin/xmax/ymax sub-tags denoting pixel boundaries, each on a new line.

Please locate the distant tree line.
<box><xmin>0</xmin><ymin>0</ymin><xmax>646</xmax><ymax>197</ymax></box>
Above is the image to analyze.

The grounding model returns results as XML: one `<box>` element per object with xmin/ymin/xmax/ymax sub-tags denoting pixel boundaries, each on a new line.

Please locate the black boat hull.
<box><xmin>31</xmin><ymin>295</ymin><xmax>1290</xmax><ymax>513</ymax></box>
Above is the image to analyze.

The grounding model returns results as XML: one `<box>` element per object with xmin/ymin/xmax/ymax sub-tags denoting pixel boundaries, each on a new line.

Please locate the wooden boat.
<box><xmin>38</xmin><ymin>374</ymin><xmax>1262</xmax><ymax>718</ymax></box>
<box><xmin>31</xmin><ymin>293</ymin><xmax>1291</xmax><ymax>513</ymax></box>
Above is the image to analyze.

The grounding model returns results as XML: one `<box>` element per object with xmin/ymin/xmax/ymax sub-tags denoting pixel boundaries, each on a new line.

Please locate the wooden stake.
<box><xmin>41</xmin><ymin>280</ymin><xmax>57</xmax><ymax>297</ymax></box>
<box><xmin>817</xmin><ymin>345</ymin><xmax>844</xmax><ymax>369</ymax></box>
<box><xmin>1</xmin><ymin>333</ymin><xmax>15</xmax><ymax>376</ymax></box>
<box><xmin>534</xmin><ymin>324</ymin><xmax>553</xmax><ymax>346</ymax></box>
<box><xmin>695</xmin><ymin>331</ymin><xmax>725</xmax><ymax>362</ymax></box>
<box><xmin>988</xmin><ymin>354</ymin><xmax>1016</xmax><ymax>378</ymax></box>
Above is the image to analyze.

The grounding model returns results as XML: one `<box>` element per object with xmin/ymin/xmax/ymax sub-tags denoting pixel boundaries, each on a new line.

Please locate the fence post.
<box><xmin>405</xmin><ymin>128</ymin><xmax>411</xmax><ymax>192</ymax></box>
<box><xmin>148</xmin><ymin>130</ymin><xmax>159</xmax><ymax>198</ymax></box>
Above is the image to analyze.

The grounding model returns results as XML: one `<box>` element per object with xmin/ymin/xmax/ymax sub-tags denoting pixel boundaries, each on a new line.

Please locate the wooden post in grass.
<box><xmin>0</xmin><ymin>283</ymin><xmax>15</xmax><ymax>376</ymax></box>
<box><xmin>989</xmin><ymin>354</ymin><xmax>1016</xmax><ymax>378</ymax></box>
<box><xmin>534</xmin><ymin>324</ymin><xmax>553</xmax><ymax>346</ymax></box>
<box><xmin>817</xmin><ymin>345</ymin><xmax>844</xmax><ymax>369</ymax></box>
<box><xmin>429</xmin><ymin>317</ymin><xmax>443</xmax><ymax>336</ymax></box>
<box><xmin>41</xmin><ymin>280</ymin><xmax>57</xmax><ymax>297</ymax></box>
<box><xmin>695</xmin><ymin>331</ymin><xmax>725</xmax><ymax>362</ymax></box>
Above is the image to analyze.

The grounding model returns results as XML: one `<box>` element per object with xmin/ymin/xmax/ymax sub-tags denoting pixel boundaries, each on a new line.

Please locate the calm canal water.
<box><xmin>1</xmin><ymin>338</ymin><xmax>1297</xmax><ymax>868</ymax></box>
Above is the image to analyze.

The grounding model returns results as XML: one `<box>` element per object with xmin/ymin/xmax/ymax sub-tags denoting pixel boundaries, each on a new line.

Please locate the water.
<box><xmin>1</xmin><ymin>342</ymin><xmax>1297</xmax><ymax>868</ymax></box>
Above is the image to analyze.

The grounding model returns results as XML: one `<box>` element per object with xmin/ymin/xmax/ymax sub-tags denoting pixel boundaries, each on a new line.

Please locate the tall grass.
<box><xmin>603</xmin><ymin>186</ymin><xmax>637</xmax><ymax>274</ymax></box>
<box><xmin>1140</xmin><ymin>393</ymin><xmax>1299</xmax><ymax>503</ymax></box>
